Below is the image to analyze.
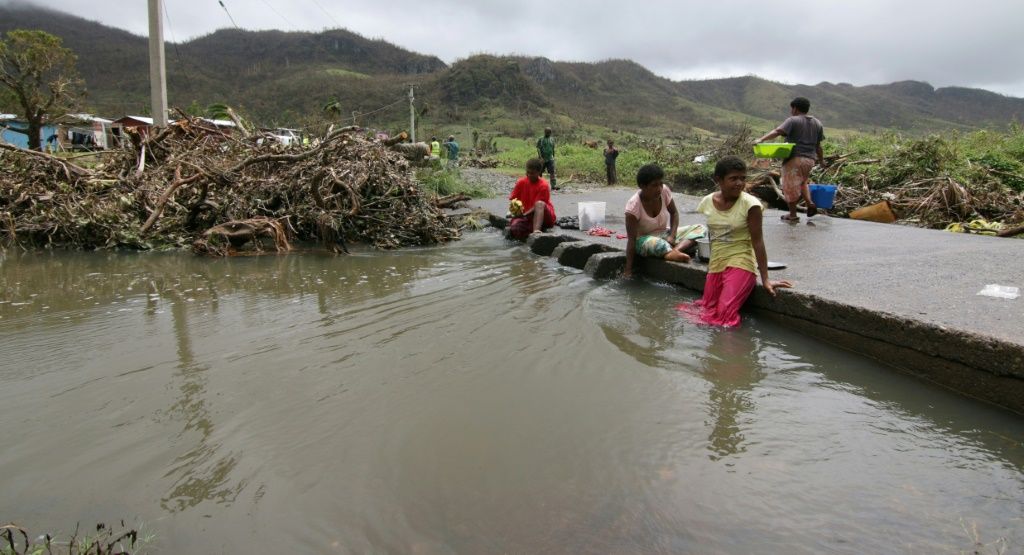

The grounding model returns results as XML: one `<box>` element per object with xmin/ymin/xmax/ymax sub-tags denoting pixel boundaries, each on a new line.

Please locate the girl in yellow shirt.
<box><xmin>681</xmin><ymin>156</ymin><xmax>792</xmax><ymax>327</ymax></box>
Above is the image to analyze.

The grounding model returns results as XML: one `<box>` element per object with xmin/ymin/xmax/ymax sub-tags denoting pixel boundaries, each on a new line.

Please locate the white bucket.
<box><xmin>696</xmin><ymin>238</ymin><xmax>711</xmax><ymax>262</ymax></box>
<box><xmin>577</xmin><ymin>201</ymin><xmax>606</xmax><ymax>231</ymax></box>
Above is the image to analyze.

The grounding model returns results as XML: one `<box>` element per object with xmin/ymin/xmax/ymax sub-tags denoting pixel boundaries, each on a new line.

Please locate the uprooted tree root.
<box><xmin>0</xmin><ymin>114</ymin><xmax>461</xmax><ymax>254</ymax></box>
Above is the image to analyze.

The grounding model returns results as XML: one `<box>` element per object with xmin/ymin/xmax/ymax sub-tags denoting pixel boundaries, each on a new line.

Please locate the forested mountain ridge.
<box><xmin>2</xmin><ymin>3</ymin><xmax>1021</xmax><ymax>133</ymax></box>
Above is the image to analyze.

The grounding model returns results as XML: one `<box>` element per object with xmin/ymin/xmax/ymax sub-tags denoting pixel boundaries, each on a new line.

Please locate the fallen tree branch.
<box><xmin>0</xmin><ymin>142</ymin><xmax>92</xmax><ymax>177</ymax></box>
<box><xmin>140</xmin><ymin>165</ymin><xmax>204</xmax><ymax>234</ymax></box>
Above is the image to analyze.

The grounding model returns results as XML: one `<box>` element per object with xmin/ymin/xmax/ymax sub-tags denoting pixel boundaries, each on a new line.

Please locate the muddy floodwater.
<box><xmin>2</xmin><ymin>232</ymin><xmax>1023</xmax><ymax>554</ymax></box>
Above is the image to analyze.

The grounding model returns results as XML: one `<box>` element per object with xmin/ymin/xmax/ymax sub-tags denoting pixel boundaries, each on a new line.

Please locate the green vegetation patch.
<box><xmin>323</xmin><ymin>68</ymin><xmax>370</xmax><ymax>79</ymax></box>
<box><xmin>416</xmin><ymin>167</ymin><xmax>493</xmax><ymax>198</ymax></box>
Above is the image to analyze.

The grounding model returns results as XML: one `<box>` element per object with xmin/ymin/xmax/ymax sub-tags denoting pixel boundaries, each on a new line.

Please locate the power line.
<box><xmin>217</xmin><ymin>0</ymin><xmax>240</xmax><ymax>29</ymax></box>
<box><xmin>161</xmin><ymin>1</ymin><xmax>193</xmax><ymax>89</ymax></box>
<box><xmin>308</xmin><ymin>0</ymin><xmax>342</xmax><ymax>28</ymax></box>
<box><xmin>258</xmin><ymin>0</ymin><xmax>297</xmax><ymax>29</ymax></box>
<box><xmin>346</xmin><ymin>99</ymin><xmax>405</xmax><ymax>126</ymax></box>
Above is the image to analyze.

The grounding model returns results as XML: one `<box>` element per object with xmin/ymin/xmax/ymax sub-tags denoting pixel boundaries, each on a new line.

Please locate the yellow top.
<box><xmin>697</xmin><ymin>191</ymin><xmax>761</xmax><ymax>275</ymax></box>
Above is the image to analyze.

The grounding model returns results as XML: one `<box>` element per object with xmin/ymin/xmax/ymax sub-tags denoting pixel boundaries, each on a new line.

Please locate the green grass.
<box><xmin>822</xmin><ymin>126</ymin><xmax>1024</xmax><ymax>193</ymax></box>
<box><xmin>416</xmin><ymin>167</ymin><xmax>493</xmax><ymax>198</ymax></box>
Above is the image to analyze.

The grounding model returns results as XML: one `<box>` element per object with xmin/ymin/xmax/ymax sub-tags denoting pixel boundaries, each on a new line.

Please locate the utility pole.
<box><xmin>148</xmin><ymin>0</ymin><xmax>169</xmax><ymax>127</ymax></box>
<box><xmin>408</xmin><ymin>85</ymin><xmax>416</xmax><ymax>143</ymax></box>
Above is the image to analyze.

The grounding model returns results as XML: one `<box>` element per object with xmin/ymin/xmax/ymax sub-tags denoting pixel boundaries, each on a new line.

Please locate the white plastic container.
<box><xmin>696</xmin><ymin>238</ymin><xmax>711</xmax><ymax>262</ymax></box>
<box><xmin>577</xmin><ymin>201</ymin><xmax>606</xmax><ymax>231</ymax></box>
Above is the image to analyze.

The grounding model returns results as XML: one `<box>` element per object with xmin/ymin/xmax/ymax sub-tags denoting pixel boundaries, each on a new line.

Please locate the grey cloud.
<box><xmin>3</xmin><ymin>0</ymin><xmax>1022</xmax><ymax>96</ymax></box>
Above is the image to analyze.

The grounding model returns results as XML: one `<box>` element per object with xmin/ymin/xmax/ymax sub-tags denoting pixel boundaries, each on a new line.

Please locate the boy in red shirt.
<box><xmin>507</xmin><ymin>158</ymin><xmax>556</xmax><ymax>239</ymax></box>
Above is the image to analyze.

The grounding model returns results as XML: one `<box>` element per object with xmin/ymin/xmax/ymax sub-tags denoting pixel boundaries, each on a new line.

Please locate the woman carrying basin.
<box><xmin>622</xmin><ymin>163</ymin><xmax>706</xmax><ymax>279</ymax></box>
<box><xmin>680</xmin><ymin>156</ymin><xmax>792</xmax><ymax>327</ymax></box>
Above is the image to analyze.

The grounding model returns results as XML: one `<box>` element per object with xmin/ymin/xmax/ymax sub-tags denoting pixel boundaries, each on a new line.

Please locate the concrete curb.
<box><xmin>497</xmin><ymin>227</ymin><xmax>1024</xmax><ymax>415</ymax></box>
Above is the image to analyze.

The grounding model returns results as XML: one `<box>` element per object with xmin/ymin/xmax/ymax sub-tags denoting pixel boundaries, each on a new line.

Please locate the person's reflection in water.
<box><xmin>160</xmin><ymin>289</ymin><xmax>243</xmax><ymax>512</ymax></box>
<box><xmin>700</xmin><ymin>328</ymin><xmax>764</xmax><ymax>461</ymax></box>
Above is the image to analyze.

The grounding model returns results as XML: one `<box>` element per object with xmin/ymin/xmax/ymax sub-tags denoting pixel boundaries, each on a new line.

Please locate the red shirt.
<box><xmin>510</xmin><ymin>176</ymin><xmax>555</xmax><ymax>219</ymax></box>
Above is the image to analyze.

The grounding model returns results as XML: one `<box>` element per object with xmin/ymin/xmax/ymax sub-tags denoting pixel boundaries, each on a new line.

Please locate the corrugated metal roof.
<box><xmin>200</xmin><ymin>118</ymin><xmax>237</xmax><ymax>128</ymax></box>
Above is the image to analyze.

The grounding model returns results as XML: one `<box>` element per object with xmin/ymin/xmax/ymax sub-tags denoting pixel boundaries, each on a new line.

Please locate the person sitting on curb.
<box><xmin>623</xmin><ymin>163</ymin><xmax>706</xmax><ymax>278</ymax></box>
<box><xmin>678</xmin><ymin>156</ymin><xmax>793</xmax><ymax>327</ymax></box>
<box><xmin>507</xmin><ymin>158</ymin><xmax>556</xmax><ymax>240</ymax></box>
<box><xmin>755</xmin><ymin>96</ymin><xmax>825</xmax><ymax>222</ymax></box>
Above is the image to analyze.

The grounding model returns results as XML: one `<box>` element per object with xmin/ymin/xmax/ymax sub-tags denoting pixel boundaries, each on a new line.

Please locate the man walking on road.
<box><xmin>536</xmin><ymin>127</ymin><xmax>558</xmax><ymax>190</ymax></box>
<box><xmin>604</xmin><ymin>139</ymin><xmax>619</xmax><ymax>185</ymax></box>
<box><xmin>755</xmin><ymin>97</ymin><xmax>825</xmax><ymax>222</ymax></box>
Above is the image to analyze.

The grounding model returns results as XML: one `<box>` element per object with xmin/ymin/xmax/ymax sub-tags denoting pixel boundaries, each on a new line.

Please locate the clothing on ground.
<box><xmin>778</xmin><ymin>114</ymin><xmax>824</xmax><ymax>160</ymax></box>
<box><xmin>635</xmin><ymin>224</ymin><xmax>706</xmax><ymax>258</ymax></box>
<box><xmin>678</xmin><ymin>267</ymin><xmax>757</xmax><ymax>327</ymax></box>
<box><xmin>625</xmin><ymin>184</ymin><xmax>675</xmax><ymax>237</ymax></box>
<box><xmin>697</xmin><ymin>191</ymin><xmax>760</xmax><ymax>275</ymax></box>
<box><xmin>782</xmin><ymin>156</ymin><xmax>815</xmax><ymax>204</ymax></box>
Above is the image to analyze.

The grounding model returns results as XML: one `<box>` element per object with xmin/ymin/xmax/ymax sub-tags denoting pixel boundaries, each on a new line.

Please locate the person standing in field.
<box><xmin>604</xmin><ymin>140</ymin><xmax>619</xmax><ymax>185</ymax></box>
<box><xmin>444</xmin><ymin>135</ymin><xmax>459</xmax><ymax>169</ymax></box>
<box><xmin>429</xmin><ymin>136</ymin><xmax>442</xmax><ymax>162</ymax></box>
<box><xmin>536</xmin><ymin>127</ymin><xmax>558</xmax><ymax>190</ymax></box>
<box><xmin>755</xmin><ymin>97</ymin><xmax>825</xmax><ymax>222</ymax></box>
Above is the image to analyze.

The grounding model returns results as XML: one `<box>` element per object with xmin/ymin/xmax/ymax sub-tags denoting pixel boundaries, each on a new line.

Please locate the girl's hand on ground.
<box><xmin>764</xmin><ymin>279</ymin><xmax>794</xmax><ymax>297</ymax></box>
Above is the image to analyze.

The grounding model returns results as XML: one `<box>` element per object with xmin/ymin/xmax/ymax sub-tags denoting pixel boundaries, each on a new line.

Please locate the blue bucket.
<box><xmin>809</xmin><ymin>184</ymin><xmax>837</xmax><ymax>210</ymax></box>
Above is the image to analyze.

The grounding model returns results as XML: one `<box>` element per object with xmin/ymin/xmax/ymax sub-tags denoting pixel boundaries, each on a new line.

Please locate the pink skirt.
<box><xmin>677</xmin><ymin>267</ymin><xmax>757</xmax><ymax>327</ymax></box>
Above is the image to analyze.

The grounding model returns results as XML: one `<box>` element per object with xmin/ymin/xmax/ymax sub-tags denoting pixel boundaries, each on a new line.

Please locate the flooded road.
<box><xmin>1</xmin><ymin>232</ymin><xmax>1022</xmax><ymax>553</ymax></box>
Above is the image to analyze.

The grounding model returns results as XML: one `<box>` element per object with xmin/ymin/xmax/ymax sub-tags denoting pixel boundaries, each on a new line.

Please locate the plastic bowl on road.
<box><xmin>753</xmin><ymin>143</ymin><xmax>795</xmax><ymax>159</ymax></box>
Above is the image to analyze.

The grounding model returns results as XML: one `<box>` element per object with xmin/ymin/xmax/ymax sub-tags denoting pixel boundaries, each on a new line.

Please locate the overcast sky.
<box><xmin>6</xmin><ymin>0</ymin><xmax>1024</xmax><ymax>97</ymax></box>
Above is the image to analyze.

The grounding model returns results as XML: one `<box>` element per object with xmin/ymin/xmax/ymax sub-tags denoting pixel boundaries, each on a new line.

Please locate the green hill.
<box><xmin>2</xmin><ymin>3</ymin><xmax>1022</xmax><ymax>134</ymax></box>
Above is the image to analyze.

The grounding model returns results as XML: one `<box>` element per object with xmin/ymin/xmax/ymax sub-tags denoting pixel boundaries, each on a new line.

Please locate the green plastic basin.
<box><xmin>753</xmin><ymin>143</ymin><xmax>795</xmax><ymax>159</ymax></box>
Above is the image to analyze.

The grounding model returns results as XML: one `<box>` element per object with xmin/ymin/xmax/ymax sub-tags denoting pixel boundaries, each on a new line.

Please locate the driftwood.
<box><xmin>436</xmin><ymin>193</ymin><xmax>470</xmax><ymax>209</ymax></box>
<box><xmin>391</xmin><ymin>142</ymin><xmax>430</xmax><ymax>162</ymax></box>
<box><xmin>383</xmin><ymin>132</ymin><xmax>408</xmax><ymax>146</ymax></box>
<box><xmin>997</xmin><ymin>224</ymin><xmax>1024</xmax><ymax>238</ymax></box>
<box><xmin>0</xmin><ymin>114</ymin><xmax>460</xmax><ymax>252</ymax></box>
<box><xmin>194</xmin><ymin>217</ymin><xmax>291</xmax><ymax>255</ymax></box>
<box><xmin>139</xmin><ymin>165</ymin><xmax>204</xmax><ymax>234</ymax></box>
<box><xmin>0</xmin><ymin>142</ymin><xmax>91</xmax><ymax>177</ymax></box>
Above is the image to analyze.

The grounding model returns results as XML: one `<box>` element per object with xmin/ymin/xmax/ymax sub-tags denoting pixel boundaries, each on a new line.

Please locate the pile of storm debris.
<box><xmin>0</xmin><ymin>116</ymin><xmax>462</xmax><ymax>255</ymax></box>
